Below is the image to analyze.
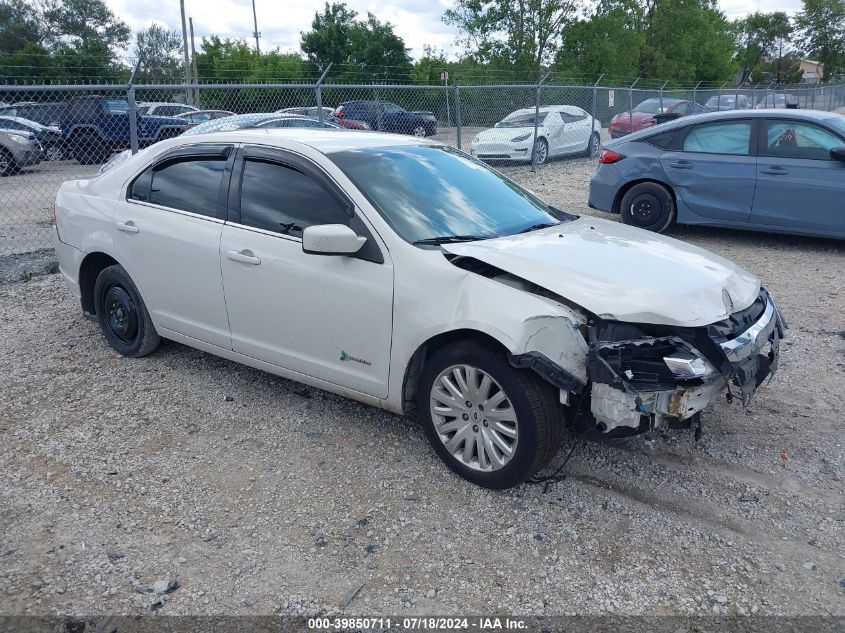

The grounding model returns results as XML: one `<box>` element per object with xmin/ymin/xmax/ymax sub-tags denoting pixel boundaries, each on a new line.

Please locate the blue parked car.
<box><xmin>589</xmin><ymin>109</ymin><xmax>845</xmax><ymax>239</ymax></box>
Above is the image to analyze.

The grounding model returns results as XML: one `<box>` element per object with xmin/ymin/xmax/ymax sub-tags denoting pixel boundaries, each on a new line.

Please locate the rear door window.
<box><xmin>130</xmin><ymin>155</ymin><xmax>227</xmax><ymax>218</ymax></box>
<box><xmin>683</xmin><ymin>121</ymin><xmax>752</xmax><ymax>155</ymax></box>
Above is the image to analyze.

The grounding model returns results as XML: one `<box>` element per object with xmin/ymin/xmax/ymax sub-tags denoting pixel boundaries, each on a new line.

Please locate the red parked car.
<box><xmin>608</xmin><ymin>98</ymin><xmax>705</xmax><ymax>138</ymax></box>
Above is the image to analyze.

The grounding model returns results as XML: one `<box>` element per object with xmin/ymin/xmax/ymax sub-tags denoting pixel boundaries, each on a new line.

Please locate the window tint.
<box><xmin>239</xmin><ymin>159</ymin><xmax>349</xmax><ymax>236</ymax></box>
<box><xmin>683</xmin><ymin>121</ymin><xmax>751</xmax><ymax>155</ymax></box>
<box><xmin>559</xmin><ymin>112</ymin><xmax>585</xmax><ymax>123</ymax></box>
<box><xmin>140</xmin><ymin>158</ymin><xmax>226</xmax><ymax>216</ymax></box>
<box><xmin>673</xmin><ymin>103</ymin><xmax>691</xmax><ymax>116</ymax></box>
<box><xmin>647</xmin><ymin>129</ymin><xmax>681</xmax><ymax>149</ymax></box>
<box><xmin>764</xmin><ymin>120</ymin><xmax>843</xmax><ymax>160</ymax></box>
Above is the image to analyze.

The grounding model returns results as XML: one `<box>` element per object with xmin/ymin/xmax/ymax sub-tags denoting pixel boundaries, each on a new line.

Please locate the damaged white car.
<box><xmin>53</xmin><ymin>130</ymin><xmax>785</xmax><ymax>489</ymax></box>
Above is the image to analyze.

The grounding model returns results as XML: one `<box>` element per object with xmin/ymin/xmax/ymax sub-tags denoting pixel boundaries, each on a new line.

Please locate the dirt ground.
<box><xmin>1</xmin><ymin>155</ymin><xmax>844</xmax><ymax>620</ymax></box>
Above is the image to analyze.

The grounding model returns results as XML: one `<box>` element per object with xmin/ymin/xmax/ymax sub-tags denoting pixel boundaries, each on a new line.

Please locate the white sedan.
<box><xmin>54</xmin><ymin>130</ymin><xmax>783</xmax><ymax>489</ymax></box>
<box><xmin>471</xmin><ymin>105</ymin><xmax>601</xmax><ymax>164</ymax></box>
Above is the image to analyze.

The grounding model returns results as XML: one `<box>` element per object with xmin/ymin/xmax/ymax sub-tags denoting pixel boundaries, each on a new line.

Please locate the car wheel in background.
<box><xmin>0</xmin><ymin>148</ymin><xmax>16</xmax><ymax>176</ymax></box>
<box><xmin>417</xmin><ymin>341</ymin><xmax>563</xmax><ymax>489</ymax></box>
<box><xmin>620</xmin><ymin>182</ymin><xmax>676</xmax><ymax>233</ymax></box>
<box><xmin>45</xmin><ymin>145</ymin><xmax>64</xmax><ymax>161</ymax></box>
<box><xmin>70</xmin><ymin>133</ymin><xmax>110</xmax><ymax>165</ymax></box>
<box><xmin>412</xmin><ymin>124</ymin><xmax>427</xmax><ymax>137</ymax></box>
<box><xmin>532</xmin><ymin>137</ymin><xmax>549</xmax><ymax>165</ymax></box>
<box><xmin>586</xmin><ymin>132</ymin><xmax>601</xmax><ymax>158</ymax></box>
<box><xmin>94</xmin><ymin>264</ymin><xmax>161</xmax><ymax>358</ymax></box>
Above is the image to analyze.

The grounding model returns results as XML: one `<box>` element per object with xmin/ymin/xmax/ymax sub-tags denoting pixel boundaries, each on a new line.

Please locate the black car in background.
<box><xmin>334</xmin><ymin>100</ymin><xmax>437</xmax><ymax>137</ymax></box>
<box><xmin>0</xmin><ymin>102</ymin><xmax>66</xmax><ymax>128</ymax></box>
<box><xmin>0</xmin><ymin>115</ymin><xmax>65</xmax><ymax>160</ymax></box>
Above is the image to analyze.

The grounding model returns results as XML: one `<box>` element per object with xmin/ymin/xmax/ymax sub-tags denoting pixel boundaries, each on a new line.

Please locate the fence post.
<box><xmin>592</xmin><ymin>73</ymin><xmax>604</xmax><ymax>138</ymax></box>
<box><xmin>692</xmin><ymin>80</ymin><xmax>702</xmax><ymax>107</ymax></box>
<box><xmin>127</xmin><ymin>58</ymin><xmax>142</xmax><ymax>155</ymax></box>
<box><xmin>628</xmin><ymin>77</ymin><xmax>639</xmax><ymax>135</ymax></box>
<box><xmin>314</xmin><ymin>63</ymin><xmax>333</xmax><ymax>125</ymax></box>
<box><xmin>532</xmin><ymin>71</ymin><xmax>551</xmax><ymax>172</ymax></box>
<box><xmin>659</xmin><ymin>80</ymin><xmax>667</xmax><ymax>112</ymax></box>
<box><xmin>454</xmin><ymin>83</ymin><xmax>462</xmax><ymax>150</ymax></box>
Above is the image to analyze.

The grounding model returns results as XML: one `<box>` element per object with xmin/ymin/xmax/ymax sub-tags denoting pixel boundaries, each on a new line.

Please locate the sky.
<box><xmin>106</xmin><ymin>0</ymin><xmax>806</xmax><ymax>61</ymax></box>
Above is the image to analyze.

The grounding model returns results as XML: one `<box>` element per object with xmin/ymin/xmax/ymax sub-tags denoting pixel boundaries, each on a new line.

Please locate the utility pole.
<box><xmin>251</xmin><ymin>0</ymin><xmax>261</xmax><ymax>54</ymax></box>
<box><xmin>179</xmin><ymin>0</ymin><xmax>191</xmax><ymax>104</ymax></box>
<box><xmin>189</xmin><ymin>17</ymin><xmax>199</xmax><ymax>107</ymax></box>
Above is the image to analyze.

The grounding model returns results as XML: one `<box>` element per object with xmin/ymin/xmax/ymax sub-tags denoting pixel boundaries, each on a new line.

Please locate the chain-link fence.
<box><xmin>2</xmin><ymin>78</ymin><xmax>845</xmax><ymax>255</ymax></box>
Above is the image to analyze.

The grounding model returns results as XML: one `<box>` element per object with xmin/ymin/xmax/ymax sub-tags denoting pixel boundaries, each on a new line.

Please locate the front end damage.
<box><xmin>507</xmin><ymin>288</ymin><xmax>786</xmax><ymax>438</ymax></box>
<box><xmin>583</xmin><ymin>289</ymin><xmax>785</xmax><ymax>437</ymax></box>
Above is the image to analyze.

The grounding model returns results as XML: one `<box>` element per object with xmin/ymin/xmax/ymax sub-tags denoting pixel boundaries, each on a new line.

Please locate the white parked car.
<box><xmin>471</xmin><ymin>105</ymin><xmax>601</xmax><ymax>164</ymax></box>
<box><xmin>53</xmin><ymin>130</ymin><xmax>784</xmax><ymax>489</ymax></box>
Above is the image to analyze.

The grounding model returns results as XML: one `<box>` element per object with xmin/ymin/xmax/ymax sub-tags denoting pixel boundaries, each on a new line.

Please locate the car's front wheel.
<box><xmin>620</xmin><ymin>181</ymin><xmax>676</xmax><ymax>232</ymax></box>
<box><xmin>94</xmin><ymin>264</ymin><xmax>161</xmax><ymax>357</ymax></box>
<box><xmin>418</xmin><ymin>342</ymin><xmax>563</xmax><ymax>489</ymax></box>
<box><xmin>0</xmin><ymin>148</ymin><xmax>17</xmax><ymax>177</ymax></box>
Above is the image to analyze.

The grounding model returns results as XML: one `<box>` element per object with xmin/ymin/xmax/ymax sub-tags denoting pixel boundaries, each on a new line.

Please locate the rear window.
<box><xmin>683</xmin><ymin>121</ymin><xmax>752</xmax><ymax>155</ymax></box>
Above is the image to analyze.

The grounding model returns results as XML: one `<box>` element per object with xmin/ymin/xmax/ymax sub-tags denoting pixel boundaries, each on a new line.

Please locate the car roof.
<box><xmin>606</xmin><ymin>108</ymin><xmax>843</xmax><ymax>146</ymax></box>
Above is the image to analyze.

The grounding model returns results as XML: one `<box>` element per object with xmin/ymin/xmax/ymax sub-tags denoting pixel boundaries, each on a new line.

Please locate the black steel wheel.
<box><xmin>94</xmin><ymin>264</ymin><xmax>161</xmax><ymax>357</ymax></box>
<box><xmin>620</xmin><ymin>182</ymin><xmax>676</xmax><ymax>232</ymax></box>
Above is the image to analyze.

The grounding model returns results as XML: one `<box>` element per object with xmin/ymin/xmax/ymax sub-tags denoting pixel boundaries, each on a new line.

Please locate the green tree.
<box><xmin>795</xmin><ymin>0</ymin><xmax>845</xmax><ymax>81</ymax></box>
<box><xmin>133</xmin><ymin>24</ymin><xmax>183</xmax><ymax>82</ymax></box>
<box><xmin>640</xmin><ymin>0</ymin><xmax>736</xmax><ymax>83</ymax></box>
<box><xmin>300</xmin><ymin>3</ymin><xmax>411</xmax><ymax>80</ymax></box>
<box><xmin>0</xmin><ymin>0</ymin><xmax>42</xmax><ymax>53</ymax></box>
<box><xmin>733</xmin><ymin>12</ymin><xmax>793</xmax><ymax>83</ymax></box>
<box><xmin>412</xmin><ymin>45</ymin><xmax>451</xmax><ymax>83</ymax></box>
<box><xmin>40</xmin><ymin>0</ymin><xmax>130</xmax><ymax>51</ymax></box>
<box><xmin>556</xmin><ymin>0</ymin><xmax>645</xmax><ymax>79</ymax></box>
<box><xmin>443</xmin><ymin>0</ymin><xmax>578</xmax><ymax>68</ymax></box>
<box><xmin>300</xmin><ymin>2</ymin><xmax>357</xmax><ymax>70</ymax></box>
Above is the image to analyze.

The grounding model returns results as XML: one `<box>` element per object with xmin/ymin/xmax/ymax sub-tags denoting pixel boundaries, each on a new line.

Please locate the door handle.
<box><xmin>226</xmin><ymin>249</ymin><xmax>261</xmax><ymax>265</ymax></box>
<box><xmin>668</xmin><ymin>160</ymin><xmax>693</xmax><ymax>169</ymax></box>
<box><xmin>116</xmin><ymin>221</ymin><xmax>139</xmax><ymax>233</ymax></box>
<box><xmin>761</xmin><ymin>166</ymin><xmax>789</xmax><ymax>175</ymax></box>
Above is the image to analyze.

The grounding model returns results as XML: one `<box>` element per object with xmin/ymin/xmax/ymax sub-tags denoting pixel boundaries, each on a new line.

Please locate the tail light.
<box><xmin>599</xmin><ymin>149</ymin><xmax>625</xmax><ymax>164</ymax></box>
<box><xmin>335</xmin><ymin>110</ymin><xmax>345</xmax><ymax>119</ymax></box>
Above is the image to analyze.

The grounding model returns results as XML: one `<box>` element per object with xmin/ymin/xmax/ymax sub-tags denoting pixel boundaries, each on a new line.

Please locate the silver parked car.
<box><xmin>0</xmin><ymin>128</ymin><xmax>42</xmax><ymax>176</ymax></box>
<box><xmin>589</xmin><ymin>109</ymin><xmax>845</xmax><ymax>239</ymax></box>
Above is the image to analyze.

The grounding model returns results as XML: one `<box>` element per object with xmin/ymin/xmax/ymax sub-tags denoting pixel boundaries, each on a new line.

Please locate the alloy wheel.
<box><xmin>429</xmin><ymin>364</ymin><xmax>519</xmax><ymax>472</ymax></box>
<box><xmin>412</xmin><ymin>125</ymin><xmax>427</xmax><ymax>137</ymax></box>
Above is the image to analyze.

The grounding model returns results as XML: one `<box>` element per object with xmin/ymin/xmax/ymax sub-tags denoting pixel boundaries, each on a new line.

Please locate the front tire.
<box><xmin>418</xmin><ymin>342</ymin><xmax>563</xmax><ymax>489</ymax></box>
<box><xmin>94</xmin><ymin>265</ymin><xmax>160</xmax><ymax>357</ymax></box>
<box><xmin>0</xmin><ymin>148</ymin><xmax>16</xmax><ymax>176</ymax></box>
<box><xmin>620</xmin><ymin>182</ymin><xmax>676</xmax><ymax>232</ymax></box>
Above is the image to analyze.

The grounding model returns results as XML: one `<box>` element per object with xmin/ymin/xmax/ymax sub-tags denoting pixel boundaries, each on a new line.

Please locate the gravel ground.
<box><xmin>1</xmin><ymin>156</ymin><xmax>845</xmax><ymax>620</ymax></box>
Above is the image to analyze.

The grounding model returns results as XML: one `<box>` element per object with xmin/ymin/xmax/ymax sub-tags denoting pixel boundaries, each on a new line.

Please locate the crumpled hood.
<box><xmin>443</xmin><ymin>218</ymin><xmax>760</xmax><ymax>327</ymax></box>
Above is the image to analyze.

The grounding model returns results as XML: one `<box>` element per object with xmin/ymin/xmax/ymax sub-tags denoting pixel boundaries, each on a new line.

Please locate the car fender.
<box><xmin>388</xmin><ymin>258</ymin><xmax>589</xmax><ymax>412</ymax></box>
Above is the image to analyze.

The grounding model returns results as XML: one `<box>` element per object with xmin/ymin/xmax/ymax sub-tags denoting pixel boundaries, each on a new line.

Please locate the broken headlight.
<box><xmin>663</xmin><ymin>351</ymin><xmax>717</xmax><ymax>380</ymax></box>
<box><xmin>589</xmin><ymin>337</ymin><xmax>717</xmax><ymax>392</ymax></box>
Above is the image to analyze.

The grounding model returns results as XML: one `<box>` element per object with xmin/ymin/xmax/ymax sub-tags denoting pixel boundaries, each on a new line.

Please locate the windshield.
<box><xmin>104</xmin><ymin>100</ymin><xmax>129</xmax><ymax>114</ymax></box>
<box><xmin>328</xmin><ymin>145</ymin><xmax>571</xmax><ymax>244</ymax></box>
<box><xmin>634</xmin><ymin>99</ymin><xmax>675</xmax><ymax>114</ymax></box>
<box><xmin>495</xmin><ymin>112</ymin><xmax>548</xmax><ymax>128</ymax></box>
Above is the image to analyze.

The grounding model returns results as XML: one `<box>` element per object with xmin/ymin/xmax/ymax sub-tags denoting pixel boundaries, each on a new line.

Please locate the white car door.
<box><xmin>114</xmin><ymin>144</ymin><xmax>234</xmax><ymax>349</ymax></box>
<box><xmin>560</xmin><ymin>109</ymin><xmax>590</xmax><ymax>153</ymax></box>
<box><xmin>219</xmin><ymin>146</ymin><xmax>394</xmax><ymax>398</ymax></box>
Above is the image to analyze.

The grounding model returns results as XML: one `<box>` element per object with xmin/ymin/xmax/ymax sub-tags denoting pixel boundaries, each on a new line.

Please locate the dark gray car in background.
<box><xmin>589</xmin><ymin>109</ymin><xmax>845</xmax><ymax>240</ymax></box>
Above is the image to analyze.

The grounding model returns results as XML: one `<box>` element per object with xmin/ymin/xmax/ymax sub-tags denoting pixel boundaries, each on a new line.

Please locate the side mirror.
<box><xmin>302</xmin><ymin>224</ymin><xmax>367</xmax><ymax>256</ymax></box>
<box><xmin>830</xmin><ymin>147</ymin><xmax>845</xmax><ymax>162</ymax></box>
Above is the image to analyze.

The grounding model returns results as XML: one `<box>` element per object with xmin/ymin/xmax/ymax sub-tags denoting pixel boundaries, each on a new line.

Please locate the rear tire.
<box><xmin>620</xmin><ymin>182</ymin><xmax>675</xmax><ymax>233</ymax></box>
<box><xmin>94</xmin><ymin>265</ymin><xmax>160</xmax><ymax>358</ymax></box>
<box><xmin>585</xmin><ymin>131</ymin><xmax>601</xmax><ymax>157</ymax></box>
<box><xmin>412</xmin><ymin>124</ymin><xmax>427</xmax><ymax>137</ymax></box>
<box><xmin>70</xmin><ymin>133</ymin><xmax>110</xmax><ymax>165</ymax></box>
<box><xmin>417</xmin><ymin>341</ymin><xmax>563</xmax><ymax>489</ymax></box>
